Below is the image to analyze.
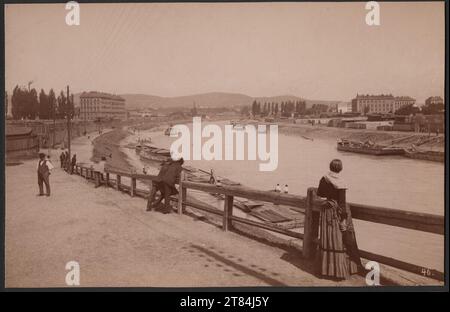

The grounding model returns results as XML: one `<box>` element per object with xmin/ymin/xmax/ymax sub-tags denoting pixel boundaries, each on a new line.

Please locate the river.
<box><xmin>122</xmin><ymin>121</ymin><xmax>444</xmax><ymax>272</ymax></box>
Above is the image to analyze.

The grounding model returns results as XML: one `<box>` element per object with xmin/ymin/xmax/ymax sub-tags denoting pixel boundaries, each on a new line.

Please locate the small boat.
<box><xmin>164</xmin><ymin>126</ymin><xmax>179</xmax><ymax>136</ymax></box>
<box><xmin>233</xmin><ymin>198</ymin><xmax>264</xmax><ymax>213</ymax></box>
<box><xmin>139</xmin><ymin>147</ymin><xmax>172</xmax><ymax>162</ymax></box>
<box><xmin>404</xmin><ymin>149</ymin><xmax>444</xmax><ymax>163</ymax></box>
<box><xmin>135</xmin><ymin>144</ymin><xmax>155</xmax><ymax>154</ymax></box>
<box><xmin>301</xmin><ymin>135</ymin><xmax>314</xmax><ymax>141</ymax></box>
<box><xmin>229</xmin><ymin>120</ymin><xmax>246</xmax><ymax>130</ymax></box>
<box><xmin>233</xmin><ymin>124</ymin><xmax>245</xmax><ymax>130</ymax></box>
<box><xmin>337</xmin><ymin>140</ymin><xmax>405</xmax><ymax>156</ymax></box>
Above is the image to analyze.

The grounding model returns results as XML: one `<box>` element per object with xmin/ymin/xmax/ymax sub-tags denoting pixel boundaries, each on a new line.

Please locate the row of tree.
<box><xmin>395</xmin><ymin>102</ymin><xmax>444</xmax><ymax>116</ymax></box>
<box><xmin>10</xmin><ymin>86</ymin><xmax>75</xmax><ymax>120</ymax></box>
<box><xmin>251</xmin><ymin>100</ymin><xmax>307</xmax><ymax>117</ymax></box>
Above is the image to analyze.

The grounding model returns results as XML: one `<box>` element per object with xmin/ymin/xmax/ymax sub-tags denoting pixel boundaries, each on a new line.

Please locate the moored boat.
<box><xmin>404</xmin><ymin>149</ymin><xmax>444</xmax><ymax>163</ymax></box>
<box><xmin>337</xmin><ymin>140</ymin><xmax>405</xmax><ymax>156</ymax></box>
<box><xmin>164</xmin><ymin>126</ymin><xmax>179</xmax><ymax>136</ymax></box>
<box><xmin>139</xmin><ymin>147</ymin><xmax>172</xmax><ymax>162</ymax></box>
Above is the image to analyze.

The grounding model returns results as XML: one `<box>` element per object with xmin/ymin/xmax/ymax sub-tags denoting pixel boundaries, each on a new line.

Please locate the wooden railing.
<box><xmin>71</xmin><ymin>164</ymin><xmax>445</xmax><ymax>282</ymax></box>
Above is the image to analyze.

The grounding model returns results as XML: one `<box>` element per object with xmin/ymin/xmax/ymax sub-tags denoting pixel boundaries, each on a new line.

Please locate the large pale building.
<box><xmin>351</xmin><ymin>94</ymin><xmax>415</xmax><ymax>114</ymax></box>
<box><xmin>80</xmin><ymin>91</ymin><xmax>126</xmax><ymax>121</ymax></box>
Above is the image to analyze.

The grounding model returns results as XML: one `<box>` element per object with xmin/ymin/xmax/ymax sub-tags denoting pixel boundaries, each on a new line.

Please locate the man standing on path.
<box><xmin>70</xmin><ymin>154</ymin><xmax>77</xmax><ymax>175</ymax></box>
<box><xmin>64</xmin><ymin>151</ymin><xmax>70</xmax><ymax>172</ymax></box>
<box><xmin>37</xmin><ymin>152</ymin><xmax>54</xmax><ymax>196</ymax></box>
<box><xmin>60</xmin><ymin>151</ymin><xmax>65</xmax><ymax>168</ymax></box>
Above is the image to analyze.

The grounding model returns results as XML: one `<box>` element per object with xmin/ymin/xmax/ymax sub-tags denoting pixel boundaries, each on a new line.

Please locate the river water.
<box><xmin>125</xmin><ymin>121</ymin><xmax>444</xmax><ymax>273</ymax></box>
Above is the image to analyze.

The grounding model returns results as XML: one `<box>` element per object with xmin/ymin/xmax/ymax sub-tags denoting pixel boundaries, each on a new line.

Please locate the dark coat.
<box><xmin>317</xmin><ymin>177</ymin><xmax>340</xmax><ymax>201</ymax></box>
<box><xmin>159</xmin><ymin>160</ymin><xmax>183</xmax><ymax>186</ymax></box>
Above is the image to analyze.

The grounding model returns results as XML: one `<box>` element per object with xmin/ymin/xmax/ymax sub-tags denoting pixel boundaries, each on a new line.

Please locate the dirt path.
<box><xmin>5</xmin><ymin>160</ymin><xmax>368</xmax><ymax>287</ymax></box>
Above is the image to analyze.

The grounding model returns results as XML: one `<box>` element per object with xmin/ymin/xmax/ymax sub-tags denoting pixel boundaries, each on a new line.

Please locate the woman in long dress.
<box><xmin>316</xmin><ymin>159</ymin><xmax>363</xmax><ymax>280</ymax></box>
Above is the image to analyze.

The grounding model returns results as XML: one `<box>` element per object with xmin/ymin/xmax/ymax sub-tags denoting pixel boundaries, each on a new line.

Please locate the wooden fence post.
<box><xmin>178</xmin><ymin>171</ymin><xmax>186</xmax><ymax>214</ymax></box>
<box><xmin>94</xmin><ymin>171</ymin><xmax>100</xmax><ymax>188</ymax></box>
<box><xmin>131</xmin><ymin>177</ymin><xmax>136</xmax><ymax>197</ymax></box>
<box><xmin>223</xmin><ymin>195</ymin><xmax>234</xmax><ymax>231</ymax></box>
<box><xmin>303</xmin><ymin>187</ymin><xmax>319</xmax><ymax>259</ymax></box>
<box><xmin>116</xmin><ymin>175</ymin><xmax>121</xmax><ymax>191</ymax></box>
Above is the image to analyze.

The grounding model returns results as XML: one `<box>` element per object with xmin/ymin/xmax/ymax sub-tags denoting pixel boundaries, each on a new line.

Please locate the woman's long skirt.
<box><xmin>316</xmin><ymin>201</ymin><xmax>360</xmax><ymax>279</ymax></box>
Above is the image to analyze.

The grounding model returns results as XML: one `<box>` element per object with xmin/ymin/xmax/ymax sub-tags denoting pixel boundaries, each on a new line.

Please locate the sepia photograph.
<box><xmin>2</xmin><ymin>0</ymin><xmax>447</xmax><ymax>293</ymax></box>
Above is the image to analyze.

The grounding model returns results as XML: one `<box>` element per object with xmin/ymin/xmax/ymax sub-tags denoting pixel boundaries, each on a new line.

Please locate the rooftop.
<box><xmin>5</xmin><ymin>125</ymin><xmax>33</xmax><ymax>137</ymax></box>
<box><xmin>355</xmin><ymin>94</ymin><xmax>415</xmax><ymax>101</ymax></box>
<box><xmin>356</xmin><ymin>94</ymin><xmax>395</xmax><ymax>100</ymax></box>
<box><xmin>394</xmin><ymin>96</ymin><xmax>416</xmax><ymax>101</ymax></box>
<box><xmin>80</xmin><ymin>91</ymin><xmax>125</xmax><ymax>101</ymax></box>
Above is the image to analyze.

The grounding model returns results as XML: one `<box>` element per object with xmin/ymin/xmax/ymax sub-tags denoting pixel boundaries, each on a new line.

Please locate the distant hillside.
<box><xmin>120</xmin><ymin>92</ymin><xmax>253</xmax><ymax>110</ymax></box>
<box><xmin>72</xmin><ymin>91</ymin><xmax>341</xmax><ymax>110</ymax></box>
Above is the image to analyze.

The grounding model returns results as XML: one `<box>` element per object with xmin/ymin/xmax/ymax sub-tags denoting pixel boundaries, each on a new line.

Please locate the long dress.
<box><xmin>316</xmin><ymin>174</ymin><xmax>362</xmax><ymax>279</ymax></box>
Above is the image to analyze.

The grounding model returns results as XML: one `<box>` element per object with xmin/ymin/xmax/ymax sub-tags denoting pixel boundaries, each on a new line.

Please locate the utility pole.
<box><xmin>52</xmin><ymin>95</ymin><xmax>56</xmax><ymax>148</ymax></box>
<box><xmin>67</xmin><ymin>85</ymin><xmax>71</xmax><ymax>160</ymax></box>
<box><xmin>84</xmin><ymin>97</ymin><xmax>87</xmax><ymax>135</ymax></box>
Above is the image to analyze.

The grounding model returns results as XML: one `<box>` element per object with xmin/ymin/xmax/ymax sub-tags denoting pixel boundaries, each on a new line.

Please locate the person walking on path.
<box><xmin>37</xmin><ymin>152</ymin><xmax>54</xmax><ymax>196</ymax></box>
<box><xmin>316</xmin><ymin>159</ymin><xmax>363</xmax><ymax>280</ymax></box>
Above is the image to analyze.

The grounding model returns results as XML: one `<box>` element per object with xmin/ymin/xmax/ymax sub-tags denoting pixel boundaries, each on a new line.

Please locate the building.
<box><xmin>351</xmin><ymin>94</ymin><xmax>415</xmax><ymax>114</ymax></box>
<box><xmin>393</xmin><ymin>96</ymin><xmax>416</xmax><ymax>112</ymax></box>
<box><xmin>336</xmin><ymin>102</ymin><xmax>352</xmax><ymax>114</ymax></box>
<box><xmin>79</xmin><ymin>91</ymin><xmax>126</xmax><ymax>121</ymax></box>
<box><xmin>6</xmin><ymin>125</ymin><xmax>39</xmax><ymax>159</ymax></box>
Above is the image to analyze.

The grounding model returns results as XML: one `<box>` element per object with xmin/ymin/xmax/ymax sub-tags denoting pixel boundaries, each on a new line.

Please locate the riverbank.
<box><xmin>91</xmin><ymin>129</ymin><xmax>135</xmax><ymax>172</ymax></box>
<box><xmin>275</xmin><ymin>122</ymin><xmax>445</xmax><ymax>152</ymax></box>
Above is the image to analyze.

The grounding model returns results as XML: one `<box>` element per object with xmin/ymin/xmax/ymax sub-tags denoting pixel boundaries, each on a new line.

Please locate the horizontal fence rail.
<box><xmin>70</xmin><ymin>164</ymin><xmax>444</xmax><ymax>282</ymax></box>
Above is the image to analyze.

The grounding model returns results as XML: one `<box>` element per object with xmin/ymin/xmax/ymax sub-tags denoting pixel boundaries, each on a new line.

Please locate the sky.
<box><xmin>5</xmin><ymin>2</ymin><xmax>445</xmax><ymax>103</ymax></box>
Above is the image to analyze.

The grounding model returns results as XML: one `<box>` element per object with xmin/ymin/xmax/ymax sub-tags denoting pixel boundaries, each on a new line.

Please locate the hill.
<box><xmin>72</xmin><ymin>91</ymin><xmax>341</xmax><ymax>111</ymax></box>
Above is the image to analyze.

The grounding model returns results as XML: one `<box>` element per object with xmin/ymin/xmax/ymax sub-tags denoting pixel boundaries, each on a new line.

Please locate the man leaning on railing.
<box><xmin>146</xmin><ymin>155</ymin><xmax>184</xmax><ymax>214</ymax></box>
